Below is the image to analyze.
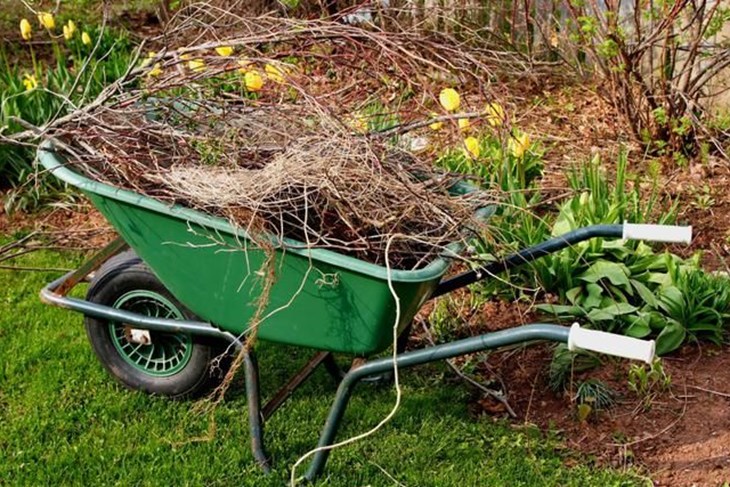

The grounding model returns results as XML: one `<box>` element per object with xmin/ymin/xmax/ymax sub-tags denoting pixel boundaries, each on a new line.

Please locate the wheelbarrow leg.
<box><xmin>262</xmin><ymin>351</ymin><xmax>332</xmax><ymax>420</ymax></box>
<box><xmin>243</xmin><ymin>348</ymin><xmax>271</xmax><ymax>473</ymax></box>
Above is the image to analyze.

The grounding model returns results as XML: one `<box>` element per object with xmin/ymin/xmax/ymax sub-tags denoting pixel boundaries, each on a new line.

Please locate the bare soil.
<box><xmin>451</xmin><ymin>299</ymin><xmax>730</xmax><ymax>487</ymax></box>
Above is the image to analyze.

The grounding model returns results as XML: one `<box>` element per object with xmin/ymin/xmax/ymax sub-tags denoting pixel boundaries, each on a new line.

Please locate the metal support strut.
<box><xmin>303</xmin><ymin>324</ymin><xmax>570</xmax><ymax>481</ymax></box>
<box><xmin>243</xmin><ymin>349</ymin><xmax>271</xmax><ymax>473</ymax></box>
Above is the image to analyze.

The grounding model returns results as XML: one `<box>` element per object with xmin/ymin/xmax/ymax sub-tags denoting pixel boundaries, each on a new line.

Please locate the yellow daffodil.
<box><xmin>22</xmin><ymin>73</ymin><xmax>38</xmax><ymax>92</ymax></box>
<box><xmin>265</xmin><ymin>63</ymin><xmax>286</xmax><ymax>83</ymax></box>
<box><xmin>349</xmin><ymin>113</ymin><xmax>368</xmax><ymax>134</ymax></box>
<box><xmin>215</xmin><ymin>46</ymin><xmax>234</xmax><ymax>57</ymax></box>
<box><xmin>38</xmin><ymin>12</ymin><xmax>55</xmax><ymax>30</ymax></box>
<box><xmin>485</xmin><ymin>102</ymin><xmax>506</xmax><ymax>127</ymax></box>
<box><xmin>244</xmin><ymin>70</ymin><xmax>264</xmax><ymax>92</ymax></box>
<box><xmin>508</xmin><ymin>131</ymin><xmax>531</xmax><ymax>158</ymax></box>
<box><xmin>237</xmin><ymin>57</ymin><xmax>250</xmax><ymax>73</ymax></box>
<box><xmin>550</xmin><ymin>32</ymin><xmax>559</xmax><ymax>48</ymax></box>
<box><xmin>188</xmin><ymin>59</ymin><xmax>206</xmax><ymax>73</ymax></box>
<box><xmin>63</xmin><ymin>20</ymin><xmax>76</xmax><ymax>40</ymax></box>
<box><xmin>439</xmin><ymin>88</ymin><xmax>460</xmax><ymax>112</ymax></box>
<box><xmin>20</xmin><ymin>18</ymin><xmax>32</xmax><ymax>40</ymax></box>
<box><xmin>464</xmin><ymin>136</ymin><xmax>480</xmax><ymax>158</ymax></box>
<box><xmin>458</xmin><ymin>118</ymin><xmax>470</xmax><ymax>131</ymax></box>
<box><xmin>428</xmin><ymin>112</ymin><xmax>443</xmax><ymax>131</ymax></box>
<box><xmin>81</xmin><ymin>31</ymin><xmax>91</xmax><ymax>45</ymax></box>
<box><xmin>141</xmin><ymin>51</ymin><xmax>157</xmax><ymax>67</ymax></box>
<box><xmin>148</xmin><ymin>63</ymin><xmax>163</xmax><ymax>77</ymax></box>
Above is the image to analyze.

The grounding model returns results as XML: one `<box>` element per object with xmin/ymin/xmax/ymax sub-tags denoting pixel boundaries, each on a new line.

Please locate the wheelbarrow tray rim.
<box><xmin>37</xmin><ymin>140</ymin><xmax>492</xmax><ymax>284</ymax></box>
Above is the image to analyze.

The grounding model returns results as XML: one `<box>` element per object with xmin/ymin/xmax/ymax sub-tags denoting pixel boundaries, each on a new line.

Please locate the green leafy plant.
<box><xmin>436</xmin><ymin>132</ymin><xmax>543</xmax><ymax>192</ymax></box>
<box><xmin>628</xmin><ymin>359</ymin><xmax>671</xmax><ymax>410</ymax></box>
<box><xmin>548</xmin><ymin>344</ymin><xmax>602</xmax><ymax>393</ymax></box>
<box><xmin>574</xmin><ymin>378</ymin><xmax>617</xmax><ymax>421</ymax></box>
<box><xmin>460</xmin><ymin>146</ymin><xmax>728</xmax><ymax>355</ymax></box>
<box><xmin>1</xmin><ymin>21</ymin><xmax>135</xmax><ymax>198</ymax></box>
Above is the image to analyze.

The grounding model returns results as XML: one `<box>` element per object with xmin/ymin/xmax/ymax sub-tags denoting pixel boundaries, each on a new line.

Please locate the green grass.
<box><xmin>0</xmin><ymin>248</ymin><xmax>645</xmax><ymax>486</ymax></box>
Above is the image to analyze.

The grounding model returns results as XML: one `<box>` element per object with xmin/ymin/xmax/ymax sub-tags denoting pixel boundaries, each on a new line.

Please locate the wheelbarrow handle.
<box><xmin>622</xmin><ymin>222</ymin><xmax>692</xmax><ymax>244</ymax></box>
<box><xmin>568</xmin><ymin>323</ymin><xmax>655</xmax><ymax>364</ymax></box>
<box><xmin>432</xmin><ymin>223</ymin><xmax>693</xmax><ymax>298</ymax></box>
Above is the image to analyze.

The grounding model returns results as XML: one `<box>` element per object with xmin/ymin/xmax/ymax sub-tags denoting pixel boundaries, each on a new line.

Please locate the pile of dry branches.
<box><xmin>44</xmin><ymin>11</ymin><xmax>502</xmax><ymax>269</ymax></box>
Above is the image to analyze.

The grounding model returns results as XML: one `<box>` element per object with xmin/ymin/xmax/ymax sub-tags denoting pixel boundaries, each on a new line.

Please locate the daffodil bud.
<box><xmin>23</xmin><ymin>73</ymin><xmax>38</xmax><ymax>91</ymax></box>
<box><xmin>464</xmin><ymin>136</ymin><xmax>480</xmax><ymax>158</ymax></box>
<box><xmin>579</xmin><ymin>192</ymin><xmax>591</xmax><ymax>206</ymax></box>
<box><xmin>141</xmin><ymin>51</ymin><xmax>157</xmax><ymax>67</ymax></box>
<box><xmin>38</xmin><ymin>12</ymin><xmax>55</xmax><ymax>30</ymax></box>
<box><xmin>428</xmin><ymin>112</ymin><xmax>443</xmax><ymax>131</ymax></box>
<box><xmin>147</xmin><ymin>63</ymin><xmax>163</xmax><ymax>77</ymax></box>
<box><xmin>215</xmin><ymin>46</ymin><xmax>234</xmax><ymax>57</ymax></box>
<box><xmin>188</xmin><ymin>59</ymin><xmax>206</xmax><ymax>73</ymax></box>
<box><xmin>439</xmin><ymin>88</ymin><xmax>460</xmax><ymax>112</ymax></box>
<box><xmin>265</xmin><ymin>64</ymin><xmax>286</xmax><ymax>83</ymax></box>
<box><xmin>20</xmin><ymin>18</ymin><xmax>32</xmax><ymax>40</ymax></box>
<box><xmin>244</xmin><ymin>71</ymin><xmax>264</xmax><ymax>92</ymax></box>
<box><xmin>485</xmin><ymin>102</ymin><xmax>505</xmax><ymax>127</ymax></box>
<box><xmin>508</xmin><ymin>131</ymin><xmax>531</xmax><ymax>158</ymax></box>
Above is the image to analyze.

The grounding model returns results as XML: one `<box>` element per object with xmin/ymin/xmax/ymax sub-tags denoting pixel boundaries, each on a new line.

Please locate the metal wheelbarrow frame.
<box><xmin>36</xmin><ymin>142</ymin><xmax>691</xmax><ymax>481</ymax></box>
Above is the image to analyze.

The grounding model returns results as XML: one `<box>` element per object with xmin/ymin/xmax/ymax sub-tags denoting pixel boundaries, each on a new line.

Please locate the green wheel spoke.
<box><xmin>109</xmin><ymin>291</ymin><xmax>192</xmax><ymax>377</ymax></box>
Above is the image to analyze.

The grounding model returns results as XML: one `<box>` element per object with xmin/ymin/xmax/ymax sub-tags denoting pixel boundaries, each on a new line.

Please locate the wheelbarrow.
<box><xmin>36</xmin><ymin>141</ymin><xmax>692</xmax><ymax>481</ymax></box>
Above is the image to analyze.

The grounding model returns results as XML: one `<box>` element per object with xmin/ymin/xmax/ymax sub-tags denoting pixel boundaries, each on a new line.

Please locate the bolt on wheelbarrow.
<box><xmin>37</xmin><ymin>141</ymin><xmax>692</xmax><ymax>481</ymax></box>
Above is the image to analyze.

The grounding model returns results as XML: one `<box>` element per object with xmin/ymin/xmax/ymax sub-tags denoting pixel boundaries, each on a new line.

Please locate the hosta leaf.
<box><xmin>586</xmin><ymin>308</ymin><xmax>615</xmax><ymax>321</ymax></box>
<box><xmin>552</xmin><ymin>205</ymin><xmax>575</xmax><ymax>237</ymax></box>
<box><xmin>536</xmin><ymin>304</ymin><xmax>582</xmax><ymax>316</ymax></box>
<box><xmin>566</xmin><ymin>286</ymin><xmax>583</xmax><ymax>305</ymax></box>
<box><xmin>584</xmin><ymin>283</ymin><xmax>603</xmax><ymax>309</ymax></box>
<box><xmin>648</xmin><ymin>272</ymin><xmax>671</xmax><ymax>286</ymax></box>
<box><xmin>579</xmin><ymin>260</ymin><xmax>630</xmax><ymax>287</ymax></box>
<box><xmin>655</xmin><ymin>322</ymin><xmax>686</xmax><ymax>355</ymax></box>
<box><xmin>602</xmin><ymin>302</ymin><xmax>638</xmax><ymax>315</ymax></box>
<box><xmin>624</xmin><ymin>315</ymin><xmax>652</xmax><ymax>338</ymax></box>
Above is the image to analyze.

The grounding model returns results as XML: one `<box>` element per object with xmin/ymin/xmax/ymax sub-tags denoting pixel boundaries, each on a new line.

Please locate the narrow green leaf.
<box><xmin>631</xmin><ymin>279</ymin><xmax>658</xmax><ymax>308</ymax></box>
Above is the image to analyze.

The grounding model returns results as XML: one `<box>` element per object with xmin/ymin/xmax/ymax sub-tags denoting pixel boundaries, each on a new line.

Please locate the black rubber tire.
<box><xmin>84</xmin><ymin>250</ymin><xmax>226</xmax><ymax>399</ymax></box>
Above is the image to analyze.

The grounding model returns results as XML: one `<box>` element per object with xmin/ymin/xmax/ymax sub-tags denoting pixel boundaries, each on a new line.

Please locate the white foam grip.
<box><xmin>568</xmin><ymin>323</ymin><xmax>655</xmax><ymax>364</ymax></box>
<box><xmin>622</xmin><ymin>223</ymin><xmax>692</xmax><ymax>244</ymax></box>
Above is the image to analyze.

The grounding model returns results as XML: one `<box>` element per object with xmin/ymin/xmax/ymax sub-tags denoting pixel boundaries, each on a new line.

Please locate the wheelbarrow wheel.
<box><xmin>84</xmin><ymin>250</ymin><xmax>227</xmax><ymax>399</ymax></box>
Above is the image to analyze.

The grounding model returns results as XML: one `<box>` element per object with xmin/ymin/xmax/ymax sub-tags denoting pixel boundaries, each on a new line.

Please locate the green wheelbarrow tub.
<box><xmin>38</xmin><ymin>142</ymin><xmax>491</xmax><ymax>355</ymax></box>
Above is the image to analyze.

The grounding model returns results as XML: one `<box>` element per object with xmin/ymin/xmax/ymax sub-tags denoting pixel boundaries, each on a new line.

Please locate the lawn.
<box><xmin>0</xmin><ymin>248</ymin><xmax>644</xmax><ymax>486</ymax></box>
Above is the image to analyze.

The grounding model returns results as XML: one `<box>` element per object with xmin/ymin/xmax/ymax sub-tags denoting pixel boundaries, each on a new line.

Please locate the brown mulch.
<box><xmin>0</xmin><ymin>199</ymin><xmax>113</xmax><ymax>252</ymax></box>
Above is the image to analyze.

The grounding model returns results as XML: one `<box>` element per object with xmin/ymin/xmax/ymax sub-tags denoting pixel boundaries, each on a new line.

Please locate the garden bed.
<box><xmin>425</xmin><ymin>297</ymin><xmax>730</xmax><ymax>486</ymax></box>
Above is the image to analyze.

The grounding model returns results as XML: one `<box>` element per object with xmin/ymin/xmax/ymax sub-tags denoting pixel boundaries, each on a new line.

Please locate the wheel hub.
<box><xmin>110</xmin><ymin>290</ymin><xmax>193</xmax><ymax>377</ymax></box>
<box><xmin>124</xmin><ymin>327</ymin><xmax>153</xmax><ymax>345</ymax></box>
